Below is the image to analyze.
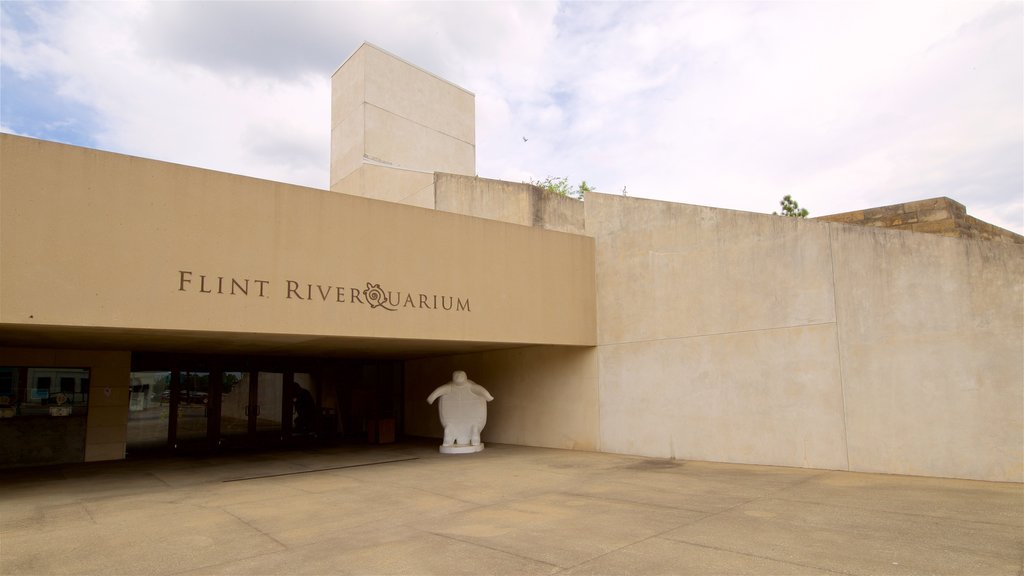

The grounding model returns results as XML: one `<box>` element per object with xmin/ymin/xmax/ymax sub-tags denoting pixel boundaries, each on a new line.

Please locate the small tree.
<box><xmin>774</xmin><ymin>195</ymin><xmax>809</xmax><ymax>218</ymax></box>
<box><xmin>530</xmin><ymin>176</ymin><xmax>592</xmax><ymax>200</ymax></box>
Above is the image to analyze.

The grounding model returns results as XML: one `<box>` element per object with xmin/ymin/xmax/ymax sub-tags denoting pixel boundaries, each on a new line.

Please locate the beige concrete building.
<box><xmin>1</xmin><ymin>43</ymin><xmax>1021</xmax><ymax>483</ymax></box>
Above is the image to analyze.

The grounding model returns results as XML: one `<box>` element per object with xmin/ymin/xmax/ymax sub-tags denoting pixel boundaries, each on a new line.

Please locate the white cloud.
<box><xmin>1</xmin><ymin>1</ymin><xmax>1020</xmax><ymax>233</ymax></box>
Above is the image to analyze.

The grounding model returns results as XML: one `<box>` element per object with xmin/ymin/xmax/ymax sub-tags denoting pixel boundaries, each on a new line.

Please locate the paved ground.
<box><xmin>1</xmin><ymin>442</ymin><xmax>1021</xmax><ymax>575</ymax></box>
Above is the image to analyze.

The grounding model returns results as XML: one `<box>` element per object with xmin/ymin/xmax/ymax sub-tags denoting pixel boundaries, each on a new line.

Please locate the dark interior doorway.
<box><xmin>126</xmin><ymin>354</ymin><xmax>403</xmax><ymax>457</ymax></box>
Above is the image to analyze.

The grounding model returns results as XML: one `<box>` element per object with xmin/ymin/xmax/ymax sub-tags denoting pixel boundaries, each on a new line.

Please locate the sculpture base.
<box><xmin>439</xmin><ymin>443</ymin><xmax>484</xmax><ymax>454</ymax></box>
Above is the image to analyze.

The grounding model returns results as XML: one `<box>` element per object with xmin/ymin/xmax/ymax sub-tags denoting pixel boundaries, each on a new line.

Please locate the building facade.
<box><xmin>1</xmin><ymin>43</ymin><xmax>1021</xmax><ymax>482</ymax></box>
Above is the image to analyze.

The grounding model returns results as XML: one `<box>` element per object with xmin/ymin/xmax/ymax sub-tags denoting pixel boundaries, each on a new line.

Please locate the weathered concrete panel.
<box><xmin>434</xmin><ymin>173</ymin><xmax>586</xmax><ymax>234</ymax></box>
<box><xmin>330</xmin><ymin>46</ymin><xmax>365</xmax><ymax>187</ymax></box>
<box><xmin>362</xmin><ymin>44</ymin><xmax>475</xmax><ymax>146</ymax></box>
<box><xmin>331</xmin><ymin>43</ymin><xmax>475</xmax><ymax>195</ymax></box>
<box><xmin>585</xmin><ymin>194</ymin><xmax>836</xmax><ymax>345</ymax></box>
<box><xmin>831</xmin><ymin>224</ymin><xmax>1024</xmax><ymax>482</ymax></box>
<box><xmin>334</xmin><ymin>164</ymin><xmax>435</xmax><ymax>207</ymax></box>
<box><xmin>598</xmin><ymin>324</ymin><xmax>848</xmax><ymax>470</ymax></box>
<box><xmin>329</xmin><ymin>107</ymin><xmax>365</xmax><ymax>190</ymax></box>
<box><xmin>364</xmin><ymin>105</ymin><xmax>474</xmax><ymax>175</ymax></box>
<box><xmin>435</xmin><ymin>174</ymin><xmax>533</xmax><ymax>227</ymax></box>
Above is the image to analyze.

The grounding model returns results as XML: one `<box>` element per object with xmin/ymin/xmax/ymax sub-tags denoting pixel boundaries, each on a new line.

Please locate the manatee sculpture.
<box><xmin>426</xmin><ymin>371</ymin><xmax>494</xmax><ymax>454</ymax></box>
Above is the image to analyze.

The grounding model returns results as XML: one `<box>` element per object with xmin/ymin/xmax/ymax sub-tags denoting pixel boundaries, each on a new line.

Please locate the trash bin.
<box><xmin>366</xmin><ymin>418</ymin><xmax>395</xmax><ymax>444</ymax></box>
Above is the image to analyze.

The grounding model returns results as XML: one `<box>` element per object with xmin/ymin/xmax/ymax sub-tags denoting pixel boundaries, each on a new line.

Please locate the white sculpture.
<box><xmin>426</xmin><ymin>371</ymin><xmax>494</xmax><ymax>454</ymax></box>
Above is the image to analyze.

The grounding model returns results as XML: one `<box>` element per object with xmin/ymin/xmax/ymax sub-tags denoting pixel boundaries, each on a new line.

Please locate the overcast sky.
<box><xmin>2</xmin><ymin>1</ymin><xmax>1021</xmax><ymax>233</ymax></box>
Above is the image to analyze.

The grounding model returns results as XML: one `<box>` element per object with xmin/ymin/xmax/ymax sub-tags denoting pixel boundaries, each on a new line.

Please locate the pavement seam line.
<box><xmin>221</xmin><ymin>457</ymin><xmax>419</xmax><ymax>482</ymax></box>
<box><xmin>768</xmin><ymin>494</ymin><xmax>1024</xmax><ymax>528</ymax></box>
<box><xmin>422</xmin><ymin>529</ymin><xmax>564</xmax><ymax>570</ymax></box>
<box><xmin>563</xmin><ymin>489</ymin><xmax>713</xmax><ymax>515</ymax></box>
<box><xmin>218</xmin><ymin>506</ymin><xmax>291</xmax><ymax>551</ymax></box>
<box><xmin>659</xmin><ymin>537</ymin><xmax>858</xmax><ymax>576</ymax></box>
<box><xmin>642</xmin><ymin>470</ymin><xmax>832</xmax><ymax>534</ymax></box>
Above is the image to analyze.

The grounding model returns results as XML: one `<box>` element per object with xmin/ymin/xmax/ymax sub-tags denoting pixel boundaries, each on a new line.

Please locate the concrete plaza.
<box><xmin>1</xmin><ymin>442</ymin><xmax>1021</xmax><ymax>575</ymax></box>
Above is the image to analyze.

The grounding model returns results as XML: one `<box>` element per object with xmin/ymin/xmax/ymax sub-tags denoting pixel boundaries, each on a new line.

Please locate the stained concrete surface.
<box><xmin>1</xmin><ymin>443</ymin><xmax>1021</xmax><ymax>575</ymax></box>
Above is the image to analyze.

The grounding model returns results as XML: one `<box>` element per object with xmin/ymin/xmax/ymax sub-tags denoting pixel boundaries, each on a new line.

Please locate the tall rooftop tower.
<box><xmin>330</xmin><ymin>43</ymin><xmax>475</xmax><ymax>208</ymax></box>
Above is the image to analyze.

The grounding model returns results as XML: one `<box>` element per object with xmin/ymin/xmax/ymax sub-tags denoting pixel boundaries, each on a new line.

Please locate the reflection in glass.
<box><xmin>126</xmin><ymin>371</ymin><xmax>171</xmax><ymax>451</ymax></box>
<box><xmin>22</xmin><ymin>368</ymin><xmax>90</xmax><ymax>416</ymax></box>
<box><xmin>256</xmin><ymin>372</ymin><xmax>283</xmax><ymax>435</ymax></box>
<box><xmin>291</xmin><ymin>373</ymin><xmax>317</xmax><ymax>435</ymax></box>
<box><xmin>220</xmin><ymin>371</ymin><xmax>250</xmax><ymax>443</ymax></box>
<box><xmin>0</xmin><ymin>368</ymin><xmax>16</xmax><ymax>418</ymax></box>
<box><xmin>176</xmin><ymin>371</ymin><xmax>210</xmax><ymax>443</ymax></box>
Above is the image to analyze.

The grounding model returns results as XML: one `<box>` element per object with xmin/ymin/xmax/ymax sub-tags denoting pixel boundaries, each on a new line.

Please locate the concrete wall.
<box><xmin>434</xmin><ymin>173</ymin><xmax>586</xmax><ymax>235</ymax></box>
<box><xmin>585</xmin><ymin>193</ymin><xmax>1022</xmax><ymax>482</ymax></box>
<box><xmin>830</xmin><ymin>224</ymin><xmax>1023</xmax><ymax>481</ymax></box>
<box><xmin>331</xmin><ymin>43</ymin><xmax>475</xmax><ymax>203</ymax></box>
<box><xmin>332</xmin><ymin>164</ymin><xmax>436</xmax><ymax>209</ymax></box>
<box><xmin>409</xmin><ymin>188</ymin><xmax>1021</xmax><ymax>483</ymax></box>
<box><xmin>0</xmin><ymin>347</ymin><xmax>131</xmax><ymax>464</ymax></box>
<box><xmin>586</xmin><ymin>195</ymin><xmax>850</xmax><ymax>471</ymax></box>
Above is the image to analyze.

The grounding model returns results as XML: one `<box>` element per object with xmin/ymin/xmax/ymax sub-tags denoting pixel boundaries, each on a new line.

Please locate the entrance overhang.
<box><xmin>0</xmin><ymin>324</ymin><xmax>545</xmax><ymax>360</ymax></box>
<box><xmin>0</xmin><ymin>135</ymin><xmax>597</xmax><ymax>350</ymax></box>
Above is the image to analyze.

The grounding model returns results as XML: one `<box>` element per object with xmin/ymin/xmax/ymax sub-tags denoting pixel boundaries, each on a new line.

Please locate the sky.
<box><xmin>2</xmin><ymin>1</ymin><xmax>1021</xmax><ymax>233</ymax></box>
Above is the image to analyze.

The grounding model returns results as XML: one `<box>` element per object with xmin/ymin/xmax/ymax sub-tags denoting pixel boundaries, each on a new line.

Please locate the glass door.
<box><xmin>174</xmin><ymin>371</ymin><xmax>210</xmax><ymax>450</ymax></box>
<box><xmin>218</xmin><ymin>371</ymin><xmax>285</xmax><ymax>448</ymax></box>
<box><xmin>219</xmin><ymin>371</ymin><xmax>250</xmax><ymax>448</ymax></box>
<box><xmin>254</xmin><ymin>372</ymin><xmax>284</xmax><ymax>441</ymax></box>
<box><xmin>126</xmin><ymin>360</ymin><xmax>320</xmax><ymax>454</ymax></box>
<box><xmin>126</xmin><ymin>371</ymin><xmax>171</xmax><ymax>453</ymax></box>
<box><xmin>291</xmin><ymin>373</ymin><xmax>317</xmax><ymax>438</ymax></box>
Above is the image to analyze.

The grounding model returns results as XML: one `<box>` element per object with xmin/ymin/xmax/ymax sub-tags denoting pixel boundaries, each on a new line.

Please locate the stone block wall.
<box><xmin>817</xmin><ymin>197</ymin><xmax>1023</xmax><ymax>244</ymax></box>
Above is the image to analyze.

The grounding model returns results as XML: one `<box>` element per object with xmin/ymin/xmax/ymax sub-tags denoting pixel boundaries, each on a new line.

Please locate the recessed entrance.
<box><xmin>218</xmin><ymin>371</ymin><xmax>287</xmax><ymax>450</ymax></box>
<box><xmin>126</xmin><ymin>354</ymin><xmax>402</xmax><ymax>457</ymax></box>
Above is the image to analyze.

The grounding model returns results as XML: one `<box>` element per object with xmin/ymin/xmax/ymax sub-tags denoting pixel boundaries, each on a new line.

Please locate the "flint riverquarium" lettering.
<box><xmin>177</xmin><ymin>271</ymin><xmax>470</xmax><ymax>312</ymax></box>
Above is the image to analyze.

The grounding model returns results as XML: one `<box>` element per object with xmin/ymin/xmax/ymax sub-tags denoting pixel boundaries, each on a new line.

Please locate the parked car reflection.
<box><xmin>158</xmin><ymin>390</ymin><xmax>208</xmax><ymax>405</ymax></box>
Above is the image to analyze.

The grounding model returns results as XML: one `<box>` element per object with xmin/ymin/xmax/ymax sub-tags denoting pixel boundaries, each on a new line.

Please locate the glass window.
<box><xmin>175</xmin><ymin>372</ymin><xmax>210</xmax><ymax>444</ymax></box>
<box><xmin>0</xmin><ymin>368</ymin><xmax>17</xmax><ymax>418</ymax></box>
<box><xmin>0</xmin><ymin>367</ymin><xmax>89</xmax><ymax>417</ymax></box>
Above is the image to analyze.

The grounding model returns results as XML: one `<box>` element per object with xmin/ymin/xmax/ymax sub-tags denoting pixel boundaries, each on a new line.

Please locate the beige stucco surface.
<box><xmin>405</xmin><ymin>346</ymin><xmax>599</xmax><ymax>452</ymax></box>
<box><xmin>0</xmin><ymin>134</ymin><xmax>595</xmax><ymax>348</ymax></box>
